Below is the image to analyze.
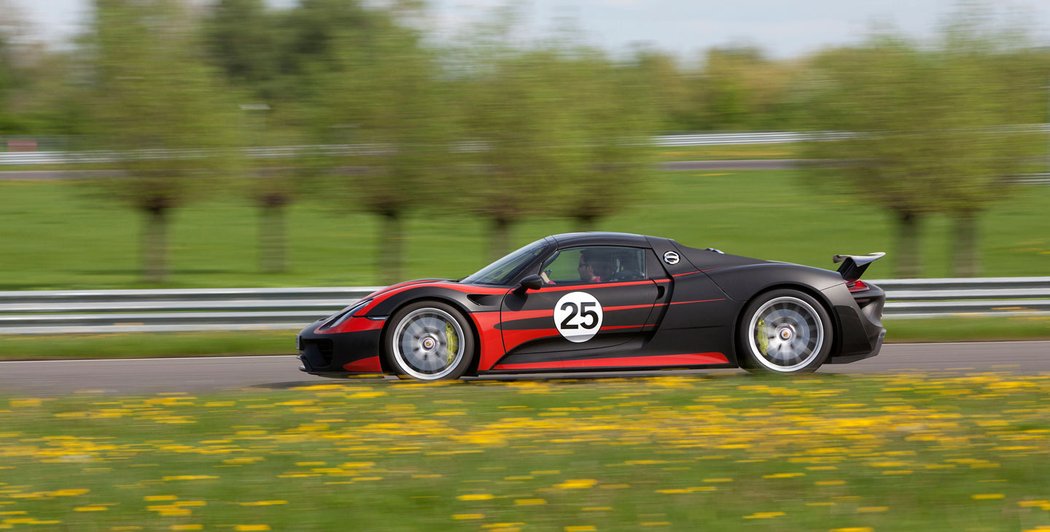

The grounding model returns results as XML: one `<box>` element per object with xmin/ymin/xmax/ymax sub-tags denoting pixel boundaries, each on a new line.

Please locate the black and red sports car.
<box><xmin>297</xmin><ymin>232</ymin><xmax>886</xmax><ymax>380</ymax></box>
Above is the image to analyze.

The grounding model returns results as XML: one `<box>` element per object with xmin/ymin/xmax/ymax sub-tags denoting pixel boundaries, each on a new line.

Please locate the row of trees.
<box><xmin>0</xmin><ymin>0</ymin><xmax>1048</xmax><ymax>282</ymax></box>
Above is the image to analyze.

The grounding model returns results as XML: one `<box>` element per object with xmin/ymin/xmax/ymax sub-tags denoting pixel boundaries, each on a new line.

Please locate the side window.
<box><xmin>540</xmin><ymin>246</ymin><xmax>648</xmax><ymax>285</ymax></box>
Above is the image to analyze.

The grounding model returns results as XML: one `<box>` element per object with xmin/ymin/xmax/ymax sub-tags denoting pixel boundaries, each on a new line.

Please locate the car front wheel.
<box><xmin>384</xmin><ymin>301</ymin><xmax>475</xmax><ymax>381</ymax></box>
<box><xmin>739</xmin><ymin>289</ymin><xmax>832</xmax><ymax>374</ymax></box>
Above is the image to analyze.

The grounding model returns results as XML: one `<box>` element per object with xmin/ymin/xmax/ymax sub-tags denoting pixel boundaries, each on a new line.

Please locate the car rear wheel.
<box><xmin>384</xmin><ymin>301</ymin><xmax>475</xmax><ymax>381</ymax></box>
<box><xmin>739</xmin><ymin>289</ymin><xmax>832</xmax><ymax>374</ymax></box>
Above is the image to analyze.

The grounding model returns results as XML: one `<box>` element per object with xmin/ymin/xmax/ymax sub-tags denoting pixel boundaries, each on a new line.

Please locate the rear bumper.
<box><xmin>825</xmin><ymin>282</ymin><xmax>886</xmax><ymax>364</ymax></box>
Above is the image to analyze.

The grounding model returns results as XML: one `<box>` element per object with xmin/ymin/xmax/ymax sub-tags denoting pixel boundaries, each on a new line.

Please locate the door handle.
<box><xmin>656</xmin><ymin>285</ymin><xmax>665</xmax><ymax>298</ymax></box>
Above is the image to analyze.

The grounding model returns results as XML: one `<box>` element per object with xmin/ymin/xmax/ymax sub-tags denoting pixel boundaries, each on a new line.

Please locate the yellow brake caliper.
<box><xmin>756</xmin><ymin>318</ymin><xmax>768</xmax><ymax>355</ymax></box>
<box><xmin>445</xmin><ymin>322</ymin><xmax>458</xmax><ymax>366</ymax></box>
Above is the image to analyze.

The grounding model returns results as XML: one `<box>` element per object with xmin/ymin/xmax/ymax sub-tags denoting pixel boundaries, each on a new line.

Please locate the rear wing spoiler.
<box><xmin>832</xmin><ymin>252</ymin><xmax>885</xmax><ymax>281</ymax></box>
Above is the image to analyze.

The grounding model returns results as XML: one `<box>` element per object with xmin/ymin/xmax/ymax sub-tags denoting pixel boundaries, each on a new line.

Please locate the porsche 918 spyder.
<box><xmin>297</xmin><ymin>232</ymin><xmax>886</xmax><ymax>380</ymax></box>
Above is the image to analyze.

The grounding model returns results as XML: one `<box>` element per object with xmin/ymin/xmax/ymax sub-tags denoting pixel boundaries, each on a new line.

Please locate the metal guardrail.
<box><xmin>0</xmin><ymin>278</ymin><xmax>1048</xmax><ymax>335</ymax></box>
<box><xmin>7</xmin><ymin>126</ymin><xmax>1050</xmax><ymax>165</ymax></box>
<box><xmin>0</xmin><ymin>287</ymin><xmax>379</xmax><ymax>335</ymax></box>
<box><xmin>0</xmin><ymin>134</ymin><xmax>807</xmax><ymax>166</ymax></box>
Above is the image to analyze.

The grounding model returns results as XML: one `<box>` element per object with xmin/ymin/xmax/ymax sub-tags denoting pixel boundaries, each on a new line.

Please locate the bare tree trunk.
<box><xmin>378</xmin><ymin>210</ymin><xmax>403</xmax><ymax>285</ymax></box>
<box><xmin>950</xmin><ymin>210</ymin><xmax>980</xmax><ymax>277</ymax></box>
<box><xmin>894</xmin><ymin>210</ymin><xmax>922</xmax><ymax>278</ymax></box>
<box><xmin>142</xmin><ymin>202</ymin><xmax>169</xmax><ymax>284</ymax></box>
<box><xmin>490</xmin><ymin>216</ymin><xmax>512</xmax><ymax>261</ymax></box>
<box><xmin>259</xmin><ymin>194</ymin><xmax>289</xmax><ymax>274</ymax></box>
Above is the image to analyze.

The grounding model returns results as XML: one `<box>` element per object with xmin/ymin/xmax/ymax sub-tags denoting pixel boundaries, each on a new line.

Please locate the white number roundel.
<box><xmin>554</xmin><ymin>291</ymin><xmax>604</xmax><ymax>343</ymax></box>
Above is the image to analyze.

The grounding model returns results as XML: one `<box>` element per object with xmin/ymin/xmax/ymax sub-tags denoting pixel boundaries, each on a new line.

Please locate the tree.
<box><xmin>204</xmin><ymin>0</ymin><xmax>307</xmax><ymax>273</ymax></box>
<box><xmin>88</xmin><ymin>0</ymin><xmax>239</xmax><ymax>283</ymax></box>
<box><xmin>932</xmin><ymin>13</ymin><xmax>1041</xmax><ymax>276</ymax></box>
<box><xmin>803</xmin><ymin>40</ymin><xmax>947</xmax><ymax>277</ymax></box>
<box><xmin>456</xmin><ymin>47</ymin><xmax>586</xmax><ymax>259</ymax></box>
<box><xmin>203</xmin><ymin>0</ymin><xmax>279</xmax><ymax>96</ymax></box>
<box><xmin>311</xmin><ymin>7</ymin><xmax>451</xmax><ymax>284</ymax></box>
<box><xmin>557</xmin><ymin>51</ymin><xmax>657</xmax><ymax>231</ymax></box>
<box><xmin>0</xmin><ymin>1</ymin><xmax>27</xmax><ymax>133</ymax></box>
<box><xmin>803</xmin><ymin>24</ymin><xmax>1036</xmax><ymax>277</ymax></box>
<box><xmin>628</xmin><ymin>48</ymin><xmax>697</xmax><ymax>131</ymax></box>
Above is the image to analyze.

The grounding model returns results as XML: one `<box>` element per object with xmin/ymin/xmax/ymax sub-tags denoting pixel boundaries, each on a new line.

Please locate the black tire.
<box><xmin>738</xmin><ymin>289</ymin><xmax>833</xmax><ymax>374</ymax></box>
<box><xmin>383</xmin><ymin>301</ymin><xmax>476</xmax><ymax>381</ymax></box>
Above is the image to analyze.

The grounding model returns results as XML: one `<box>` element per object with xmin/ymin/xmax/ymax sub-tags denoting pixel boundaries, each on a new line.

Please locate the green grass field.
<box><xmin>1</xmin><ymin>170</ymin><xmax>1048</xmax><ymax>290</ymax></box>
<box><xmin>0</xmin><ymin>374</ymin><xmax>1047</xmax><ymax>530</ymax></box>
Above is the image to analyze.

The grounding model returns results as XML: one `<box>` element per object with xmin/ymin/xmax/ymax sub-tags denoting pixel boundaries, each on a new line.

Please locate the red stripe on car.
<box><xmin>343</xmin><ymin>356</ymin><xmax>382</xmax><ymax>373</ymax></box>
<box><xmin>492</xmin><ymin>352</ymin><xmax>728</xmax><ymax>370</ymax></box>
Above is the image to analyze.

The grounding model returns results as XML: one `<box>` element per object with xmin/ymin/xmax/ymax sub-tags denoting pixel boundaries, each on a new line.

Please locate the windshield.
<box><xmin>461</xmin><ymin>238</ymin><xmax>549</xmax><ymax>286</ymax></box>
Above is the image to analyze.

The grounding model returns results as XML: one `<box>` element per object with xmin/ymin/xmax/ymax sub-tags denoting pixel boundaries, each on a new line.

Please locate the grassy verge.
<box><xmin>0</xmin><ymin>374</ymin><xmax>1047</xmax><ymax>530</ymax></box>
<box><xmin>0</xmin><ymin>331</ymin><xmax>295</xmax><ymax>360</ymax></box>
<box><xmin>1</xmin><ymin>316</ymin><xmax>1048</xmax><ymax>361</ymax></box>
<box><xmin>2</xmin><ymin>169</ymin><xmax>1050</xmax><ymax>290</ymax></box>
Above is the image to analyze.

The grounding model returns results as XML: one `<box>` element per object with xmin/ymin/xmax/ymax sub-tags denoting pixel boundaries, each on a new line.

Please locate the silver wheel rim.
<box><xmin>747</xmin><ymin>296</ymin><xmax>824</xmax><ymax>373</ymax></box>
<box><xmin>391</xmin><ymin>308</ymin><xmax>465</xmax><ymax>380</ymax></box>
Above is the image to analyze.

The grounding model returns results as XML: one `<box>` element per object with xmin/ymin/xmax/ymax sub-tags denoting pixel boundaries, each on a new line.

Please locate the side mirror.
<box><xmin>517</xmin><ymin>274</ymin><xmax>544</xmax><ymax>293</ymax></box>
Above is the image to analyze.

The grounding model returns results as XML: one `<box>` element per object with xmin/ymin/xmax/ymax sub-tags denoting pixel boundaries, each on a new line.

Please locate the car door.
<box><xmin>495</xmin><ymin>246</ymin><xmax>665</xmax><ymax>369</ymax></box>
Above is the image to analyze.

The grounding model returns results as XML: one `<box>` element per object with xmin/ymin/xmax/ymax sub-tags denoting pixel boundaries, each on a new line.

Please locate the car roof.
<box><xmin>549</xmin><ymin>232</ymin><xmax>652</xmax><ymax>248</ymax></box>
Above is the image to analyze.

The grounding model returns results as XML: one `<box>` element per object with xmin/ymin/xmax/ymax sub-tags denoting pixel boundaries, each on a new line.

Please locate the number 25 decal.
<box><xmin>554</xmin><ymin>292</ymin><xmax>604</xmax><ymax>343</ymax></box>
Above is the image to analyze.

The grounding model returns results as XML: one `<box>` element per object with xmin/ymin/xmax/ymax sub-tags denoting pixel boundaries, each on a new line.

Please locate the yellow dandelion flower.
<box><xmin>162</xmin><ymin>475</ymin><xmax>217</xmax><ymax>481</ymax></box>
<box><xmin>49</xmin><ymin>488</ymin><xmax>89</xmax><ymax>497</ymax></box>
<box><xmin>233</xmin><ymin>526</ymin><xmax>271</xmax><ymax>532</ymax></box>
<box><xmin>514</xmin><ymin>499</ymin><xmax>546</xmax><ymax>506</ymax></box>
<box><xmin>239</xmin><ymin>500</ymin><xmax>288</xmax><ymax>507</ymax></box>
<box><xmin>144</xmin><ymin>495</ymin><xmax>178</xmax><ymax>502</ymax></box>
<box><xmin>73</xmin><ymin>506</ymin><xmax>108</xmax><ymax>512</ymax></box>
<box><xmin>857</xmin><ymin>506</ymin><xmax>889</xmax><ymax>513</ymax></box>
<box><xmin>451</xmin><ymin>514</ymin><xmax>484</xmax><ymax>520</ymax></box>
<box><xmin>170</xmin><ymin>526</ymin><xmax>204</xmax><ymax>531</ymax></box>
<box><xmin>972</xmin><ymin>494</ymin><xmax>1005</xmax><ymax>500</ymax></box>
<box><xmin>1018</xmin><ymin>499</ymin><xmax>1049</xmax><ymax>508</ymax></box>
<box><xmin>744</xmin><ymin>512</ymin><xmax>785</xmax><ymax>519</ymax></box>
<box><xmin>457</xmin><ymin>494</ymin><xmax>494</xmax><ymax>501</ymax></box>
<box><xmin>830</xmin><ymin>528</ymin><xmax>874</xmax><ymax>532</ymax></box>
<box><xmin>555</xmin><ymin>479</ymin><xmax>597</xmax><ymax>490</ymax></box>
<box><xmin>339</xmin><ymin>462</ymin><xmax>374</xmax><ymax>469</ymax></box>
<box><xmin>763</xmin><ymin>473</ymin><xmax>804</xmax><ymax>479</ymax></box>
<box><xmin>148</xmin><ymin>506</ymin><xmax>192</xmax><ymax>517</ymax></box>
<box><xmin>564</xmin><ymin>526</ymin><xmax>597</xmax><ymax>532</ymax></box>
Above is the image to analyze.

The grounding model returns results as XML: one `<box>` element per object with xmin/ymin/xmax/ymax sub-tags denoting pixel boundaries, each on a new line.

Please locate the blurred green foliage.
<box><xmin>0</xmin><ymin>1</ymin><xmax>1048</xmax><ymax>284</ymax></box>
<box><xmin>802</xmin><ymin>19</ymin><xmax>1046</xmax><ymax>277</ymax></box>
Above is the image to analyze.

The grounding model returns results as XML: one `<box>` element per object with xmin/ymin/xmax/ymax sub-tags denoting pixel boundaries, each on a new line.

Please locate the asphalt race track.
<box><xmin>0</xmin><ymin>341</ymin><xmax>1047</xmax><ymax>396</ymax></box>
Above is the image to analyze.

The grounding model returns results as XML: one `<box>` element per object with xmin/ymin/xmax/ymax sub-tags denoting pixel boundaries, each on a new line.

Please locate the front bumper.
<box><xmin>297</xmin><ymin>318</ymin><xmax>385</xmax><ymax>375</ymax></box>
